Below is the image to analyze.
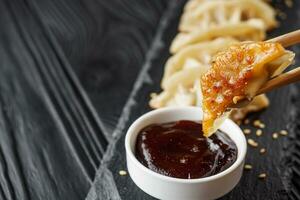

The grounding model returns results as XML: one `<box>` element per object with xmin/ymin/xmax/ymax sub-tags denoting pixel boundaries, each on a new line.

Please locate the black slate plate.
<box><xmin>0</xmin><ymin>0</ymin><xmax>299</xmax><ymax>200</ymax></box>
<box><xmin>84</xmin><ymin>1</ymin><xmax>300</xmax><ymax>200</ymax></box>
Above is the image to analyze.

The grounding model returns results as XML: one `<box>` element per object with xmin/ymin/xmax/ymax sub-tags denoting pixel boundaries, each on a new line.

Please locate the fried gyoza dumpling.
<box><xmin>170</xmin><ymin>0</ymin><xmax>276</xmax><ymax>53</ymax></box>
<box><xmin>201</xmin><ymin>42</ymin><xmax>294</xmax><ymax>136</ymax></box>
<box><xmin>150</xmin><ymin>38</ymin><xmax>237</xmax><ymax>108</ymax></box>
<box><xmin>180</xmin><ymin>0</ymin><xmax>276</xmax><ymax>32</ymax></box>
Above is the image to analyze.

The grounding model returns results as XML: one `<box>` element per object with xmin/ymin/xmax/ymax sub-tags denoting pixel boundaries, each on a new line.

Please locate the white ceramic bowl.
<box><xmin>125</xmin><ymin>107</ymin><xmax>247</xmax><ymax>200</ymax></box>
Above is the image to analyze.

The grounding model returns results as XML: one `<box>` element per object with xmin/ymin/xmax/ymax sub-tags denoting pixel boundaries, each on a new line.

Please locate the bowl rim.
<box><xmin>125</xmin><ymin>106</ymin><xmax>247</xmax><ymax>184</ymax></box>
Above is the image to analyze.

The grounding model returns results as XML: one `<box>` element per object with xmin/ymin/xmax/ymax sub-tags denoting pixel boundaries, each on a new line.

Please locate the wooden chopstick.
<box><xmin>257</xmin><ymin>66</ymin><xmax>300</xmax><ymax>95</ymax></box>
<box><xmin>257</xmin><ymin>29</ymin><xmax>300</xmax><ymax>94</ymax></box>
<box><xmin>230</xmin><ymin>66</ymin><xmax>300</xmax><ymax>108</ymax></box>
<box><xmin>267</xmin><ymin>29</ymin><xmax>300</xmax><ymax>47</ymax></box>
<box><xmin>230</xmin><ymin>30</ymin><xmax>300</xmax><ymax>108</ymax></box>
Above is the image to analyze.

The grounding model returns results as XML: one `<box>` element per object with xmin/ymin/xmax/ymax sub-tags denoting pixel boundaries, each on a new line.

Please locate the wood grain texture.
<box><xmin>0</xmin><ymin>0</ymin><xmax>168</xmax><ymax>199</ymax></box>
<box><xmin>29</xmin><ymin>0</ymin><xmax>169</xmax><ymax>133</ymax></box>
<box><xmin>0</xmin><ymin>0</ymin><xmax>113</xmax><ymax>199</ymax></box>
<box><xmin>0</xmin><ymin>0</ymin><xmax>299</xmax><ymax>199</ymax></box>
<box><xmin>87</xmin><ymin>0</ymin><xmax>300</xmax><ymax>200</ymax></box>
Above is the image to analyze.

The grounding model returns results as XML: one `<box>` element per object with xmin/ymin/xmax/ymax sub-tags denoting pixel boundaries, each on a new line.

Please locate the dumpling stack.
<box><xmin>150</xmin><ymin>0</ymin><xmax>279</xmax><ymax>122</ymax></box>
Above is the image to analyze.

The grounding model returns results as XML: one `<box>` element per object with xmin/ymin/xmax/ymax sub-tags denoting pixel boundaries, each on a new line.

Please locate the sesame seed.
<box><xmin>233</xmin><ymin>96</ymin><xmax>243</xmax><ymax>104</ymax></box>
<box><xmin>253</xmin><ymin>120</ymin><xmax>261</xmax><ymax>128</ymax></box>
<box><xmin>272</xmin><ymin>133</ymin><xmax>279</xmax><ymax>139</ymax></box>
<box><xmin>119</xmin><ymin>170</ymin><xmax>127</xmax><ymax>176</ymax></box>
<box><xmin>285</xmin><ymin>0</ymin><xmax>293</xmax><ymax>8</ymax></box>
<box><xmin>258</xmin><ymin>123</ymin><xmax>265</xmax><ymax>129</ymax></box>
<box><xmin>244</xmin><ymin>119</ymin><xmax>250</xmax><ymax>125</ymax></box>
<box><xmin>248</xmin><ymin>139</ymin><xmax>258</xmax><ymax>147</ymax></box>
<box><xmin>253</xmin><ymin>120</ymin><xmax>265</xmax><ymax>129</ymax></box>
<box><xmin>258</xmin><ymin>173</ymin><xmax>267</xmax><ymax>179</ymax></box>
<box><xmin>260</xmin><ymin>148</ymin><xmax>266</xmax><ymax>154</ymax></box>
<box><xmin>243</xmin><ymin>129</ymin><xmax>251</xmax><ymax>135</ymax></box>
<box><xmin>244</xmin><ymin>164</ymin><xmax>253</xmax><ymax>170</ymax></box>
<box><xmin>150</xmin><ymin>93</ymin><xmax>157</xmax><ymax>98</ymax></box>
<box><xmin>256</xmin><ymin>129</ymin><xmax>263</xmax><ymax>137</ymax></box>
<box><xmin>280</xmin><ymin>130</ymin><xmax>288</xmax><ymax>136</ymax></box>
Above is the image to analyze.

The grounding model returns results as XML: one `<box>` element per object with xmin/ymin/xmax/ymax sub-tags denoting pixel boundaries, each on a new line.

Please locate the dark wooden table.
<box><xmin>0</xmin><ymin>0</ymin><xmax>299</xmax><ymax>199</ymax></box>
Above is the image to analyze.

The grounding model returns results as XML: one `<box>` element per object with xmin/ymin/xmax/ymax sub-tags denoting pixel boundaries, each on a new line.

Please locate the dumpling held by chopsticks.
<box><xmin>201</xmin><ymin>41</ymin><xmax>295</xmax><ymax>137</ymax></box>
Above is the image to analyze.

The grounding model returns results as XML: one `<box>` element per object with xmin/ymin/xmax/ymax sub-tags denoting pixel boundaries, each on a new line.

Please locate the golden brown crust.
<box><xmin>201</xmin><ymin>42</ymin><xmax>285</xmax><ymax>136</ymax></box>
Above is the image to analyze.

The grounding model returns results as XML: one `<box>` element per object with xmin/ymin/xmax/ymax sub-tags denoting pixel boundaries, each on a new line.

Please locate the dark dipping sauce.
<box><xmin>135</xmin><ymin>120</ymin><xmax>238</xmax><ymax>179</ymax></box>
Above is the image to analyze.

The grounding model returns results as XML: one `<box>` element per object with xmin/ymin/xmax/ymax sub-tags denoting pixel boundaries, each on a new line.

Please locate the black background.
<box><xmin>0</xmin><ymin>0</ymin><xmax>299</xmax><ymax>199</ymax></box>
